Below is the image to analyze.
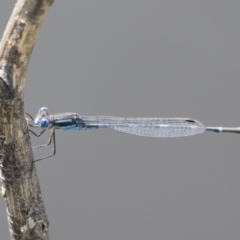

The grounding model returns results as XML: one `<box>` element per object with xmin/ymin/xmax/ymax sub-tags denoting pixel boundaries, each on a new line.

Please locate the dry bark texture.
<box><xmin>0</xmin><ymin>1</ymin><xmax>54</xmax><ymax>239</ymax></box>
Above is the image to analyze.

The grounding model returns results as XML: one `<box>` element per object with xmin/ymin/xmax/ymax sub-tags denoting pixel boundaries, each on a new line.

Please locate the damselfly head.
<box><xmin>38</xmin><ymin>107</ymin><xmax>49</xmax><ymax>117</ymax></box>
<box><xmin>34</xmin><ymin>107</ymin><xmax>49</xmax><ymax>126</ymax></box>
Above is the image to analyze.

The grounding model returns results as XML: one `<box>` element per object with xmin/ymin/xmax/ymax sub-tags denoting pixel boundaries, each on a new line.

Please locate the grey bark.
<box><xmin>0</xmin><ymin>0</ymin><xmax>54</xmax><ymax>239</ymax></box>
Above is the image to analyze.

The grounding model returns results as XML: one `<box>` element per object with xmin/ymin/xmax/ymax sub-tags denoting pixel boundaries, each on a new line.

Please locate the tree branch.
<box><xmin>0</xmin><ymin>0</ymin><xmax>53</xmax><ymax>239</ymax></box>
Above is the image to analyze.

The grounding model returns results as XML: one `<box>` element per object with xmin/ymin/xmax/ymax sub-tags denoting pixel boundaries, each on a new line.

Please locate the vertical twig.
<box><xmin>0</xmin><ymin>0</ymin><xmax>53</xmax><ymax>239</ymax></box>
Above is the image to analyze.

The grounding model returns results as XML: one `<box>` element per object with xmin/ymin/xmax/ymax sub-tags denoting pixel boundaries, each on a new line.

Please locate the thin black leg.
<box><xmin>28</xmin><ymin>124</ymin><xmax>41</xmax><ymax>128</ymax></box>
<box><xmin>33</xmin><ymin>131</ymin><xmax>56</xmax><ymax>162</ymax></box>
<box><xmin>25</xmin><ymin>112</ymin><xmax>34</xmax><ymax>121</ymax></box>
<box><xmin>29</xmin><ymin>129</ymin><xmax>46</xmax><ymax>138</ymax></box>
<box><xmin>23</xmin><ymin>112</ymin><xmax>39</xmax><ymax>133</ymax></box>
<box><xmin>32</xmin><ymin>130</ymin><xmax>53</xmax><ymax>149</ymax></box>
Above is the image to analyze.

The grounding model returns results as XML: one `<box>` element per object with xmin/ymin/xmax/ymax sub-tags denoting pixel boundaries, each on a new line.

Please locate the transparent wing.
<box><xmin>81</xmin><ymin>116</ymin><xmax>206</xmax><ymax>137</ymax></box>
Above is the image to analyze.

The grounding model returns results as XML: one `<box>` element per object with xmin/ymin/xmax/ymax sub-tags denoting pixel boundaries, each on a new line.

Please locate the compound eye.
<box><xmin>38</xmin><ymin>107</ymin><xmax>49</xmax><ymax>117</ymax></box>
<box><xmin>39</xmin><ymin>118</ymin><xmax>50</xmax><ymax>128</ymax></box>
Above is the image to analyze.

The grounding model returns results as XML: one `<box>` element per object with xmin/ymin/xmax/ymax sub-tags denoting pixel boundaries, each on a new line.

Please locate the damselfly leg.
<box><xmin>33</xmin><ymin>131</ymin><xmax>56</xmax><ymax>162</ymax></box>
<box><xmin>25</xmin><ymin>112</ymin><xmax>56</xmax><ymax>162</ymax></box>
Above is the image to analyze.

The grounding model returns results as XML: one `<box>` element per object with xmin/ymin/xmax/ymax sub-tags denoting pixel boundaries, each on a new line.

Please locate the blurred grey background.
<box><xmin>1</xmin><ymin>1</ymin><xmax>240</xmax><ymax>239</ymax></box>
